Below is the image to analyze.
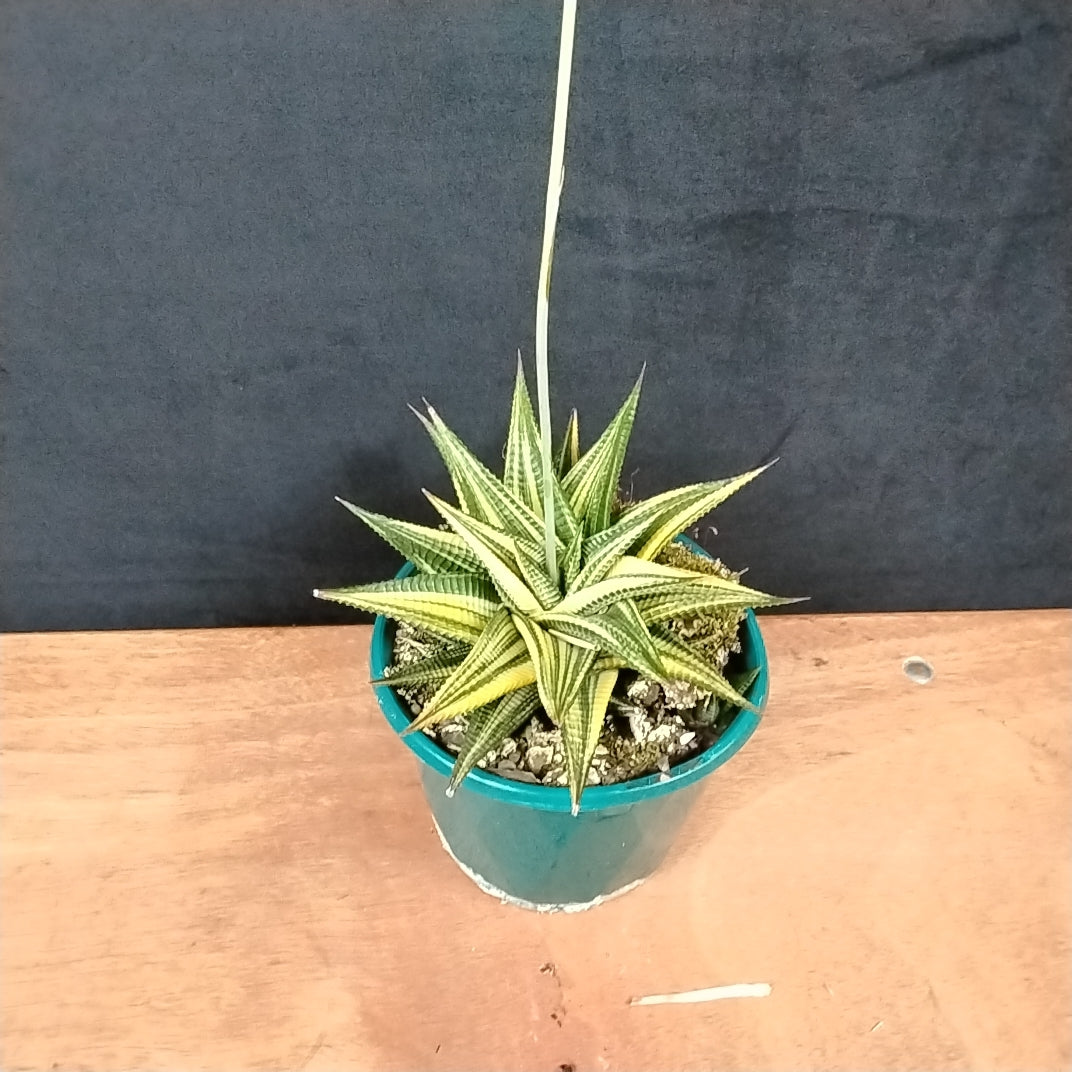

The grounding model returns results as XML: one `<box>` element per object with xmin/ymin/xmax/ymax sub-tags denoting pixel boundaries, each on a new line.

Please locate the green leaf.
<box><xmin>636</xmin><ymin>581</ymin><xmax>802</xmax><ymax>624</ymax></box>
<box><xmin>410</xmin><ymin>609</ymin><xmax>536</xmax><ymax>727</ymax></box>
<box><xmin>562</xmin><ymin>524</ymin><xmax>584</xmax><ymax>589</ymax></box>
<box><xmin>540</xmin><ymin>464</ymin><xmax>582</xmax><ymax>553</ymax></box>
<box><xmin>313</xmin><ymin>573</ymin><xmax>498</xmax><ymax>642</ymax></box>
<box><xmin>561</xmin><ymin>370</ymin><xmax>643</xmax><ymax>534</ymax></box>
<box><xmin>554</xmin><ymin>408</ymin><xmax>580</xmax><ymax>479</ymax></box>
<box><xmin>373</xmin><ymin>643</ymin><xmax>470</xmax><ymax>687</ymax></box>
<box><xmin>512</xmin><ymin>613</ymin><xmax>599</xmax><ymax>738</ymax></box>
<box><xmin>629</xmin><ymin>464</ymin><xmax>774</xmax><ymax>561</ymax></box>
<box><xmin>413</xmin><ymin>402</ymin><xmax>546</xmax><ymax>546</ymax></box>
<box><xmin>503</xmin><ymin>358</ymin><xmax>543</xmax><ymax>514</ymax></box>
<box><xmin>649</xmin><ymin>626</ymin><xmax>757</xmax><ymax>712</ymax></box>
<box><xmin>541</xmin><ymin>602</ymin><xmax>665</xmax><ymax>681</ymax></box>
<box><xmin>425</xmin><ymin>492</ymin><xmax>545</xmax><ymax>616</ymax></box>
<box><xmin>562</xmin><ymin>668</ymin><xmax>618</xmax><ymax>813</ymax></box>
<box><xmin>512</xmin><ymin>536</ymin><xmax>564</xmax><ymax>610</ymax></box>
<box><xmin>573</xmin><ymin>470</ymin><xmax>770</xmax><ymax>588</ymax></box>
<box><xmin>336</xmin><ymin>498</ymin><xmax>480</xmax><ymax>574</ymax></box>
<box><xmin>448</xmin><ymin>684</ymin><xmax>541</xmax><ymax>794</ymax></box>
<box><xmin>546</xmin><ymin>556</ymin><xmax>699</xmax><ymax>617</ymax></box>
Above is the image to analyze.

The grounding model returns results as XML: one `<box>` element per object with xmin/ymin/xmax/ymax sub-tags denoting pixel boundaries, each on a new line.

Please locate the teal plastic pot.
<box><xmin>370</xmin><ymin>541</ymin><xmax>769</xmax><ymax>911</ymax></box>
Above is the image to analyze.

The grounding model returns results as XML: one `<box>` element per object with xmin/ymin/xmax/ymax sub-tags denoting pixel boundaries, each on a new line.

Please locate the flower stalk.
<box><xmin>535</xmin><ymin>0</ymin><xmax>578</xmax><ymax>580</ymax></box>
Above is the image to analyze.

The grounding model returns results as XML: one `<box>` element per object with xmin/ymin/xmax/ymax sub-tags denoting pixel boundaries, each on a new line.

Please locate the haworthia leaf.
<box><xmin>372</xmin><ymin>643</ymin><xmax>470</xmax><ymax>687</ymax></box>
<box><xmin>448</xmin><ymin>684</ymin><xmax>541</xmax><ymax>794</ymax></box>
<box><xmin>562</xmin><ymin>524</ymin><xmax>584</xmax><ymax>589</ymax></box>
<box><xmin>562</xmin><ymin>668</ymin><xmax>618</xmax><ymax>813</ymax></box>
<box><xmin>313</xmin><ymin>573</ymin><xmax>498</xmax><ymax>642</ymax></box>
<box><xmin>629</xmin><ymin>464</ymin><xmax>774</xmax><ymax>561</ymax></box>
<box><xmin>649</xmin><ymin>626</ymin><xmax>757</xmax><ymax>712</ymax></box>
<box><xmin>539</xmin><ymin>462</ymin><xmax>582</xmax><ymax>551</ymax></box>
<box><xmin>561</xmin><ymin>370</ymin><xmax>643</xmax><ymax>535</ymax></box>
<box><xmin>503</xmin><ymin>358</ymin><xmax>543</xmax><ymax>515</ymax></box>
<box><xmin>336</xmin><ymin>498</ymin><xmax>481</xmax><ymax>574</ymax></box>
<box><xmin>554</xmin><ymin>408</ymin><xmax>580</xmax><ymax>479</ymax></box>
<box><xmin>545</xmin><ymin>556</ymin><xmax>702</xmax><ymax>617</ymax></box>
<box><xmin>426</xmin><ymin>492</ymin><xmax>544</xmax><ymax>616</ymax></box>
<box><xmin>512</xmin><ymin>536</ymin><xmax>564</xmax><ymax>610</ymax></box>
<box><xmin>541</xmin><ymin>603</ymin><xmax>664</xmax><ymax>681</ymax></box>
<box><xmin>414</xmin><ymin>403</ymin><xmax>546</xmax><ymax>546</ymax></box>
<box><xmin>637</xmin><ymin>582</ymin><xmax>801</xmax><ymax>624</ymax></box>
<box><xmin>573</xmin><ymin>470</ymin><xmax>770</xmax><ymax>588</ymax></box>
<box><xmin>409</xmin><ymin>609</ymin><xmax>536</xmax><ymax>727</ymax></box>
<box><xmin>512</xmin><ymin>613</ymin><xmax>598</xmax><ymax>735</ymax></box>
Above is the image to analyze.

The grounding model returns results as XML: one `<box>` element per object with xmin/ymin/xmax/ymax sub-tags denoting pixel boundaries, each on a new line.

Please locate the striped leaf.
<box><xmin>637</xmin><ymin>582</ymin><xmax>802</xmax><ymax>624</ymax></box>
<box><xmin>541</xmin><ymin>602</ymin><xmax>665</xmax><ymax>681</ymax></box>
<box><xmin>561</xmin><ymin>370</ymin><xmax>643</xmax><ymax>534</ymax></box>
<box><xmin>414</xmin><ymin>403</ymin><xmax>546</xmax><ymax>546</ymax></box>
<box><xmin>512</xmin><ymin>613</ymin><xmax>599</xmax><ymax>733</ymax></box>
<box><xmin>649</xmin><ymin>626</ymin><xmax>757</xmax><ymax>712</ymax></box>
<box><xmin>554</xmin><ymin>408</ymin><xmax>580</xmax><ymax>479</ymax></box>
<box><xmin>573</xmin><ymin>470</ymin><xmax>769</xmax><ymax>587</ymax></box>
<box><xmin>562</xmin><ymin>524</ymin><xmax>584</xmax><ymax>589</ymax></box>
<box><xmin>563</xmin><ymin>668</ymin><xmax>618</xmax><ymax>813</ymax></box>
<box><xmin>448</xmin><ymin>684</ymin><xmax>542</xmax><ymax>794</ymax></box>
<box><xmin>336</xmin><ymin>498</ymin><xmax>480</xmax><ymax>574</ymax></box>
<box><xmin>373</xmin><ymin>643</ymin><xmax>470</xmax><ymax>688</ymax></box>
<box><xmin>409</xmin><ymin>609</ymin><xmax>536</xmax><ymax>727</ymax></box>
<box><xmin>512</xmin><ymin>536</ymin><xmax>564</xmax><ymax>610</ymax></box>
<box><xmin>313</xmin><ymin>573</ymin><xmax>497</xmax><ymax>642</ymax></box>
<box><xmin>544</xmin><ymin>556</ymin><xmax>701</xmax><ymax>617</ymax></box>
<box><xmin>425</xmin><ymin>492</ymin><xmax>544</xmax><ymax>616</ymax></box>
<box><xmin>629</xmin><ymin>464</ymin><xmax>773</xmax><ymax>561</ymax></box>
<box><xmin>540</xmin><ymin>463</ymin><xmax>583</xmax><ymax>552</ymax></box>
<box><xmin>503</xmin><ymin>358</ymin><xmax>543</xmax><ymax>514</ymax></box>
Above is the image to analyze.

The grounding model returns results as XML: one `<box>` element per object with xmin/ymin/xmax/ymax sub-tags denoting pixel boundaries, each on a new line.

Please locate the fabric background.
<box><xmin>2</xmin><ymin>0</ymin><xmax>1068</xmax><ymax>630</ymax></box>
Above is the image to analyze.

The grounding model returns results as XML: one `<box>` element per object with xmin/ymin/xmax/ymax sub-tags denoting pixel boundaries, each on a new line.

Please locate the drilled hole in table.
<box><xmin>903</xmin><ymin>657</ymin><xmax>934</xmax><ymax>685</ymax></box>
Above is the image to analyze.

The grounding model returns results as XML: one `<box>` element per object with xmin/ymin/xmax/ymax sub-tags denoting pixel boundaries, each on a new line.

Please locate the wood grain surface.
<box><xmin>3</xmin><ymin>612</ymin><xmax>1070</xmax><ymax>1072</ymax></box>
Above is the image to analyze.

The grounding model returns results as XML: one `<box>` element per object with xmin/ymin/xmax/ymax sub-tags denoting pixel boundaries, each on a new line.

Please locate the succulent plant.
<box><xmin>315</xmin><ymin>361</ymin><xmax>796</xmax><ymax>810</ymax></box>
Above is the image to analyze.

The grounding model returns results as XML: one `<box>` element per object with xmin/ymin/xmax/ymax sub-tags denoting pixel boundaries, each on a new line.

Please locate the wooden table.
<box><xmin>3</xmin><ymin>612</ymin><xmax>1070</xmax><ymax>1072</ymax></box>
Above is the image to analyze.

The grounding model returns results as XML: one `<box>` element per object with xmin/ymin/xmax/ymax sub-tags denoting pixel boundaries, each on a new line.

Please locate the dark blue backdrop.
<box><xmin>2</xmin><ymin>0</ymin><xmax>1069</xmax><ymax>629</ymax></box>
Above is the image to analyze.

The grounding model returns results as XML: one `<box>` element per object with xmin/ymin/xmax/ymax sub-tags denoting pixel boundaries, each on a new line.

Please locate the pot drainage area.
<box><xmin>902</xmin><ymin>657</ymin><xmax>934</xmax><ymax>685</ymax></box>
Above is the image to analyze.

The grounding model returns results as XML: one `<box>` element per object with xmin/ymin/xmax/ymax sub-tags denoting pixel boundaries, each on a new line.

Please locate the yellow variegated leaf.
<box><xmin>541</xmin><ymin>602</ymin><xmax>664</xmax><ymax>680</ymax></box>
<box><xmin>563</xmin><ymin>668</ymin><xmax>618</xmax><ymax>813</ymax></box>
<box><xmin>546</xmin><ymin>557</ymin><xmax>699</xmax><ymax>617</ymax></box>
<box><xmin>336</xmin><ymin>498</ymin><xmax>481</xmax><ymax>574</ymax></box>
<box><xmin>630</xmin><ymin>464</ymin><xmax>774</xmax><ymax>561</ymax></box>
<box><xmin>637</xmin><ymin>583</ymin><xmax>802</xmax><ymax>623</ymax></box>
<box><xmin>425</xmin><ymin>492</ymin><xmax>545</xmax><ymax>616</ymax></box>
<box><xmin>409</xmin><ymin>609</ymin><xmax>536</xmax><ymax>727</ymax></box>
<box><xmin>313</xmin><ymin>573</ymin><xmax>497</xmax><ymax>642</ymax></box>
<box><xmin>447</xmin><ymin>684</ymin><xmax>541</xmax><ymax>794</ymax></box>
<box><xmin>503</xmin><ymin>357</ymin><xmax>544</xmax><ymax>514</ymax></box>
<box><xmin>562</xmin><ymin>524</ymin><xmax>584</xmax><ymax>589</ymax></box>
<box><xmin>512</xmin><ymin>612</ymin><xmax>598</xmax><ymax>733</ymax></box>
<box><xmin>413</xmin><ymin>403</ymin><xmax>546</xmax><ymax>545</ymax></box>
<box><xmin>373</xmin><ymin>642</ymin><xmax>470</xmax><ymax>687</ymax></box>
<box><xmin>572</xmin><ymin>470</ymin><xmax>770</xmax><ymax>588</ymax></box>
<box><xmin>649</xmin><ymin>626</ymin><xmax>757</xmax><ymax>712</ymax></box>
<box><xmin>554</xmin><ymin>408</ymin><xmax>580</xmax><ymax>479</ymax></box>
<box><xmin>561</xmin><ymin>370</ymin><xmax>643</xmax><ymax>534</ymax></box>
<box><xmin>512</xmin><ymin>536</ymin><xmax>564</xmax><ymax>610</ymax></box>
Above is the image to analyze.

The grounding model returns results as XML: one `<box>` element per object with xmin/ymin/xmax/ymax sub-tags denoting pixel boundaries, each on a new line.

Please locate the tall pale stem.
<box><xmin>535</xmin><ymin>0</ymin><xmax>577</xmax><ymax>580</ymax></box>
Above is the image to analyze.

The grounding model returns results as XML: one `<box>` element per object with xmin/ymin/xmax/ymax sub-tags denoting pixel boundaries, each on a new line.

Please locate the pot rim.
<box><xmin>370</xmin><ymin>538</ymin><xmax>769</xmax><ymax>814</ymax></box>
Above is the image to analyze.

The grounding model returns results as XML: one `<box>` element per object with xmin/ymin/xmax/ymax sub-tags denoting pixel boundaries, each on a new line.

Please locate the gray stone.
<box><xmin>525</xmin><ymin>744</ymin><xmax>555</xmax><ymax>777</ymax></box>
